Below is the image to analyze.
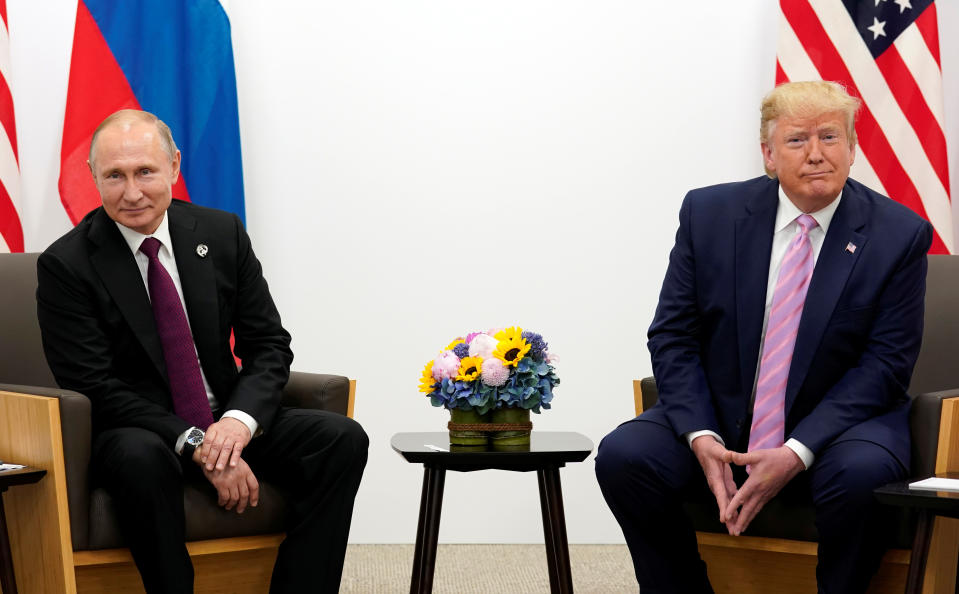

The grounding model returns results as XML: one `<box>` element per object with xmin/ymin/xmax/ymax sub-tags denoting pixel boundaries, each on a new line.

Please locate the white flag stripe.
<box><xmin>777</xmin><ymin>9</ymin><xmax>822</xmax><ymax>83</ymax></box>
<box><xmin>808</xmin><ymin>0</ymin><xmax>953</xmax><ymax>252</ymax></box>
<box><xmin>849</xmin><ymin>148</ymin><xmax>889</xmax><ymax>200</ymax></box>
<box><xmin>893</xmin><ymin>24</ymin><xmax>947</xmax><ymax>131</ymax></box>
<box><xmin>0</xmin><ymin>232</ymin><xmax>9</xmax><ymax>253</ymax></box>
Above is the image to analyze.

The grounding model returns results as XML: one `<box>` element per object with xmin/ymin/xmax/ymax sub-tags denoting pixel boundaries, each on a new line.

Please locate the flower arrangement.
<box><xmin>419</xmin><ymin>327</ymin><xmax>559</xmax><ymax>415</ymax></box>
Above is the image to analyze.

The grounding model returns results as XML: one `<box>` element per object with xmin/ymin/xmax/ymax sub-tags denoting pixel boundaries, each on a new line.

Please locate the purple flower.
<box><xmin>452</xmin><ymin>342</ymin><xmax>470</xmax><ymax>358</ymax></box>
<box><xmin>522</xmin><ymin>331</ymin><xmax>548</xmax><ymax>361</ymax></box>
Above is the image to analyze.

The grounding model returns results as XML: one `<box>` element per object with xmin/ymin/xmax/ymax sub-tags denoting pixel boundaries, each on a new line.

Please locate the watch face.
<box><xmin>187</xmin><ymin>429</ymin><xmax>204</xmax><ymax>446</ymax></box>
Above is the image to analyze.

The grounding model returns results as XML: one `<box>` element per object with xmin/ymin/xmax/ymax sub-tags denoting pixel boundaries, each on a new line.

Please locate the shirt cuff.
<box><xmin>785</xmin><ymin>438</ymin><xmax>814</xmax><ymax>469</ymax></box>
<box><xmin>222</xmin><ymin>409</ymin><xmax>260</xmax><ymax>440</ymax></box>
<box><xmin>174</xmin><ymin>428</ymin><xmax>191</xmax><ymax>455</ymax></box>
<box><xmin>685</xmin><ymin>430</ymin><xmax>725</xmax><ymax>448</ymax></box>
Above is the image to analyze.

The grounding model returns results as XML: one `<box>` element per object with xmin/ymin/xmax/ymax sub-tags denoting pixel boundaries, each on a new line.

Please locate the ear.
<box><xmin>848</xmin><ymin>143</ymin><xmax>856</xmax><ymax>167</ymax></box>
<box><xmin>761</xmin><ymin>143</ymin><xmax>776</xmax><ymax>175</ymax></box>
<box><xmin>170</xmin><ymin>150</ymin><xmax>182</xmax><ymax>184</ymax></box>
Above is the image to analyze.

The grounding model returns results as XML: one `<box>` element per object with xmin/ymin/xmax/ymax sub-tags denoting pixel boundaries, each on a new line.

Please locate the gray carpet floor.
<box><xmin>340</xmin><ymin>544</ymin><xmax>636</xmax><ymax>593</ymax></box>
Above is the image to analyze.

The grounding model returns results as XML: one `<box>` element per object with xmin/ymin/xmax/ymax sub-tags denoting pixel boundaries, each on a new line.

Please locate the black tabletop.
<box><xmin>391</xmin><ymin>431</ymin><xmax>593</xmax><ymax>472</ymax></box>
<box><xmin>874</xmin><ymin>473</ymin><xmax>959</xmax><ymax>519</ymax></box>
<box><xmin>0</xmin><ymin>466</ymin><xmax>46</xmax><ymax>491</ymax></box>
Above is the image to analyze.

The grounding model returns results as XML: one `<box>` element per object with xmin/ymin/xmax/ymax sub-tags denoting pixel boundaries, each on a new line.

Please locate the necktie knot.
<box><xmin>139</xmin><ymin>237</ymin><xmax>162</xmax><ymax>260</ymax></box>
<box><xmin>797</xmin><ymin>214</ymin><xmax>818</xmax><ymax>234</ymax></box>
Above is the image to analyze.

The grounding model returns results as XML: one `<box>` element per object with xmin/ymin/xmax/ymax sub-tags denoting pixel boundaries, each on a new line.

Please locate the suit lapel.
<box><xmin>167</xmin><ymin>203</ymin><xmax>221</xmax><ymax>382</ymax></box>
<box><xmin>785</xmin><ymin>184</ymin><xmax>867</xmax><ymax>413</ymax></box>
<box><xmin>87</xmin><ymin>209</ymin><xmax>167</xmax><ymax>378</ymax></box>
<box><xmin>735</xmin><ymin>181</ymin><xmax>779</xmax><ymax>400</ymax></box>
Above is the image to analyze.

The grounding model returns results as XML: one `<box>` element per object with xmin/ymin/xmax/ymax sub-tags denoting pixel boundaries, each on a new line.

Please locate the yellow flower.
<box><xmin>419</xmin><ymin>361</ymin><xmax>436</xmax><ymax>393</ymax></box>
<box><xmin>455</xmin><ymin>356</ymin><xmax>483</xmax><ymax>381</ymax></box>
<box><xmin>493</xmin><ymin>336</ymin><xmax>531</xmax><ymax>368</ymax></box>
<box><xmin>446</xmin><ymin>338</ymin><xmax>466</xmax><ymax>350</ymax></box>
<box><xmin>494</xmin><ymin>327</ymin><xmax>523</xmax><ymax>342</ymax></box>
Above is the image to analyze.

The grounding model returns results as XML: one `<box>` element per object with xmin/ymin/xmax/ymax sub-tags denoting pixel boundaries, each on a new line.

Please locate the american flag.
<box><xmin>0</xmin><ymin>0</ymin><xmax>21</xmax><ymax>253</ymax></box>
<box><xmin>776</xmin><ymin>0</ymin><xmax>952</xmax><ymax>254</ymax></box>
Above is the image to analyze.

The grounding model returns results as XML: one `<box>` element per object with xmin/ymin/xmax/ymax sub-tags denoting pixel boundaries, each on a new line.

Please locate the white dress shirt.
<box><xmin>685</xmin><ymin>187</ymin><xmax>843</xmax><ymax>470</ymax></box>
<box><xmin>115</xmin><ymin>214</ymin><xmax>259</xmax><ymax>452</ymax></box>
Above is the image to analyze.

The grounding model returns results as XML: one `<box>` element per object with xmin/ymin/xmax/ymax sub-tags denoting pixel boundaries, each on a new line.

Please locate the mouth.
<box><xmin>803</xmin><ymin>171</ymin><xmax>832</xmax><ymax>179</ymax></box>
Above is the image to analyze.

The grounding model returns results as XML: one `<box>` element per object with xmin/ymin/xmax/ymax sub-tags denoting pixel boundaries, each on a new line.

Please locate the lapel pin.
<box><xmin>196</xmin><ymin>244</ymin><xmax>209</xmax><ymax>258</ymax></box>
<box><xmin>845</xmin><ymin>242</ymin><xmax>857</xmax><ymax>254</ymax></box>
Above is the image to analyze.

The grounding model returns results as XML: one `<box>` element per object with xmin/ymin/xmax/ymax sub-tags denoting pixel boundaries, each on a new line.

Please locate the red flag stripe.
<box><xmin>874</xmin><ymin>45</ymin><xmax>949</xmax><ymax>192</ymax></box>
<box><xmin>780</xmin><ymin>0</ymin><xmax>950</xmax><ymax>254</ymax></box>
<box><xmin>914</xmin><ymin>3</ymin><xmax>941</xmax><ymax>68</ymax></box>
<box><xmin>0</xmin><ymin>179</ymin><xmax>21</xmax><ymax>252</ymax></box>
<box><xmin>0</xmin><ymin>70</ymin><xmax>16</xmax><ymax>161</ymax></box>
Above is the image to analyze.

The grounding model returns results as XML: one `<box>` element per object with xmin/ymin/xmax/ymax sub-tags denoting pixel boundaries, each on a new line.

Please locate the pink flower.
<box><xmin>481</xmin><ymin>357</ymin><xmax>510</xmax><ymax>387</ymax></box>
<box><xmin>468</xmin><ymin>334</ymin><xmax>498</xmax><ymax>359</ymax></box>
<box><xmin>465</xmin><ymin>332</ymin><xmax>482</xmax><ymax>344</ymax></box>
<box><xmin>432</xmin><ymin>351</ymin><xmax>460</xmax><ymax>381</ymax></box>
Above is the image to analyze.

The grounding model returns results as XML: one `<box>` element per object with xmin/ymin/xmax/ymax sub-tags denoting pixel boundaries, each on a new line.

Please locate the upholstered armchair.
<box><xmin>0</xmin><ymin>252</ymin><xmax>355</xmax><ymax>594</ymax></box>
<box><xmin>632</xmin><ymin>254</ymin><xmax>959</xmax><ymax>594</ymax></box>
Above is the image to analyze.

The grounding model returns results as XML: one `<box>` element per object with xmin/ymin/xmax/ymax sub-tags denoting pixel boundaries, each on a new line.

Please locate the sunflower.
<box><xmin>455</xmin><ymin>356</ymin><xmax>483</xmax><ymax>381</ymax></box>
<box><xmin>446</xmin><ymin>338</ymin><xmax>466</xmax><ymax>350</ymax></box>
<box><xmin>494</xmin><ymin>326</ymin><xmax>524</xmax><ymax>343</ymax></box>
<box><xmin>419</xmin><ymin>361</ymin><xmax>437</xmax><ymax>393</ymax></box>
<box><xmin>493</xmin><ymin>335</ymin><xmax>531</xmax><ymax>368</ymax></box>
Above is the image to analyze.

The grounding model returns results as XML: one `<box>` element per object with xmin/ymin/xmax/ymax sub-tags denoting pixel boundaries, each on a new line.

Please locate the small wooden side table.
<box><xmin>392</xmin><ymin>431</ymin><xmax>593</xmax><ymax>594</ymax></box>
<box><xmin>874</xmin><ymin>473</ymin><xmax>959</xmax><ymax>594</ymax></box>
<box><xmin>0</xmin><ymin>465</ymin><xmax>47</xmax><ymax>594</ymax></box>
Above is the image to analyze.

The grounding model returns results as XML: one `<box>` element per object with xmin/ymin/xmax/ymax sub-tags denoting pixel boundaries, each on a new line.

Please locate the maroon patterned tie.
<box><xmin>139</xmin><ymin>238</ymin><xmax>214</xmax><ymax>429</ymax></box>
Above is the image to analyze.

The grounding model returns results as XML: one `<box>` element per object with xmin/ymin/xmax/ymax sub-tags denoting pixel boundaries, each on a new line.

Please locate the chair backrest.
<box><xmin>0</xmin><ymin>253</ymin><xmax>58</xmax><ymax>388</ymax></box>
<box><xmin>908</xmin><ymin>254</ymin><xmax>959</xmax><ymax>395</ymax></box>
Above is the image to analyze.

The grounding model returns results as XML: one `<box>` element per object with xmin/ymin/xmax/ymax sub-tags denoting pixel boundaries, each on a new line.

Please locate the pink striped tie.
<box><xmin>748</xmin><ymin>214</ymin><xmax>818</xmax><ymax>457</ymax></box>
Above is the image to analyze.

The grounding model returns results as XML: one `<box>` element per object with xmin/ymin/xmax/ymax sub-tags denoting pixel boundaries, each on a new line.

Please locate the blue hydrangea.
<box><xmin>452</xmin><ymin>342</ymin><xmax>470</xmax><ymax>359</ymax></box>
<box><xmin>522</xmin><ymin>331</ymin><xmax>548</xmax><ymax>361</ymax></box>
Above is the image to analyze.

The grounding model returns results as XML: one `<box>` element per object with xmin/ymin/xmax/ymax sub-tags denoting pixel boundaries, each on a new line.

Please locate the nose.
<box><xmin>806</xmin><ymin>137</ymin><xmax>824</xmax><ymax>163</ymax></box>
<box><xmin>122</xmin><ymin>179</ymin><xmax>143</xmax><ymax>202</ymax></box>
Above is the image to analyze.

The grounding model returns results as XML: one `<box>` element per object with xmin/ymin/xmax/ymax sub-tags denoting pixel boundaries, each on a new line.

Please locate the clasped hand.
<box><xmin>691</xmin><ymin>436</ymin><xmax>804</xmax><ymax>536</ymax></box>
<box><xmin>189</xmin><ymin>417</ymin><xmax>257</xmax><ymax>513</ymax></box>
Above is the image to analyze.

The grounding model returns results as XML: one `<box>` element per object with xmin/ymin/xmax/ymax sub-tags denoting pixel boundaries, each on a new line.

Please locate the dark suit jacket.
<box><xmin>37</xmin><ymin>199</ymin><xmax>294</xmax><ymax>446</ymax></box>
<box><xmin>644</xmin><ymin>176</ymin><xmax>932</xmax><ymax>468</ymax></box>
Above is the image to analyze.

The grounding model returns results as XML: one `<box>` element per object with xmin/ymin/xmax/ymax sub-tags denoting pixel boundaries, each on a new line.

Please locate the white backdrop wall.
<box><xmin>9</xmin><ymin>1</ymin><xmax>959</xmax><ymax>544</ymax></box>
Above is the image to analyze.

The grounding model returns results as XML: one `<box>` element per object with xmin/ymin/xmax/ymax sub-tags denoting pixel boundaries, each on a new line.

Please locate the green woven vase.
<box><xmin>448</xmin><ymin>408</ymin><xmax>489</xmax><ymax>446</ymax></box>
<box><xmin>489</xmin><ymin>407</ymin><xmax>531</xmax><ymax>446</ymax></box>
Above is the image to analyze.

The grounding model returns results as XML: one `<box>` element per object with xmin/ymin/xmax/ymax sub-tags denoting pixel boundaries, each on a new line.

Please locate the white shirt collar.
<box><xmin>115</xmin><ymin>213</ymin><xmax>173</xmax><ymax>257</ymax></box>
<box><xmin>774</xmin><ymin>185</ymin><xmax>842</xmax><ymax>235</ymax></box>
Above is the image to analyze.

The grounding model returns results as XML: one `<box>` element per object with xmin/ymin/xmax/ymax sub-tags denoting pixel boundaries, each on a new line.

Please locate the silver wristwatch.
<box><xmin>182</xmin><ymin>427</ymin><xmax>205</xmax><ymax>461</ymax></box>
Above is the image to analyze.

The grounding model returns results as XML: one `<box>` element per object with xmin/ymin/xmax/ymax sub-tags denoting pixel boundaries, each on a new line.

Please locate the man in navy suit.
<box><xmin>595</xmin><ymin>81</ymin><xmax>932</xmax><ymax>593</ymax></box>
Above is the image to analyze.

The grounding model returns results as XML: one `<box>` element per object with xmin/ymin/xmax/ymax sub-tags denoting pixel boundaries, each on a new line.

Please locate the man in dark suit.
<box><xmin>37</xmin><ymin>109</ymin><xmax>368</xmax><ymax>594</ymax></box>
<box><xmin>595</xmin><ymin>81</ymin><xmax>932</xmax><ymax>593</ymax></box>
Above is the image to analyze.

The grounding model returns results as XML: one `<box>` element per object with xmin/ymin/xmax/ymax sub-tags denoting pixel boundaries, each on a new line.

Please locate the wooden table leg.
<box><xmin>905</xmin><ymin>510</ymin><xmax>933</xmax><ymax>594</ymax></box>
<box><xmin>410</xmin><ymin>465</ymin><xmax>446</xmax><ymax>594</ymax></box>
<box><xmin>0</xmin><ymin>489</ymin><xmax>19</xmax><ymax>594</ymax></box>
<box><xmin>537</xmin><ymin>467</ymin><xmax>573</xmax><ymax>594</ymax></box>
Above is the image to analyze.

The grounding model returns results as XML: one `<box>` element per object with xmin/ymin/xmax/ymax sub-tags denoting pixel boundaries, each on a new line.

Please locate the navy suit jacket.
<box><xmin>37</xmin><ymin>200</ymin><xmax>294</xmax><ymax>447</ymax></box>
<box><xmin>643</xmin><ymin>176</ymin><xmax>932</xmax><ymax>468</ymax></box>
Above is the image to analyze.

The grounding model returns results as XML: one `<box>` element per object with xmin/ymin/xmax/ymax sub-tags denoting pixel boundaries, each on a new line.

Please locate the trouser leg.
<box><xmin>246</xmin><ymin>408</ymin><xmax>369</xmax><ymax>594</ymax></box>
<box><xmin>595</xmin><ymin>418</ymin><xmax>714</xmax><ymax>594</ymax></box>
<box><xmin>809</xmin><ymin>438</ymin><xmax>907</xmax><ymax>594</ymax></box>
<box><xmin>92</xmin><ymin>427</ymin><xmax>192</xmax><ymax>594</ymax></box>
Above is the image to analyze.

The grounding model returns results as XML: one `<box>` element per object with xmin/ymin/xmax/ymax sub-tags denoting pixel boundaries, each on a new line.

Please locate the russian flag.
<box><xmin>59</xmin><ymin>0</ymin><xmax>244</xmax><ymax>225</ymax></box>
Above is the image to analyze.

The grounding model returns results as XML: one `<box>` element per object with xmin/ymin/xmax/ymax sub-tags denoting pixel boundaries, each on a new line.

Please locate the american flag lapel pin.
<box><xmin>845</xmin><ymin>242</ymin><xmax>857</xmax><ymax>254</ymax></box>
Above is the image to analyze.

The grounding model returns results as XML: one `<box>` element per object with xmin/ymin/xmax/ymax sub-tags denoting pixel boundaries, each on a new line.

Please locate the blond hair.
<box><xmin>760</xmin><ymin>81</ymin><xmax>860</xmax><ymax>145</ymax></box>
<box><xmin>88</xmin><ymin>109</ymin><xmax>179</xmax><ymax>168</ymax></box>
